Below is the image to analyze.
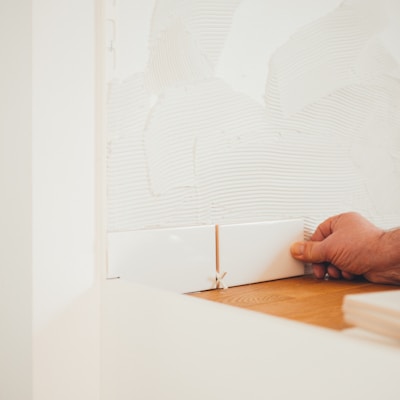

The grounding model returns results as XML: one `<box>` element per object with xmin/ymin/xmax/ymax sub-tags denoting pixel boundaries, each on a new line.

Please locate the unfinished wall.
<box><xmin>106</xmin><ymin>0</ymin><xmax>400</xmax><ymax>236</ymax></box>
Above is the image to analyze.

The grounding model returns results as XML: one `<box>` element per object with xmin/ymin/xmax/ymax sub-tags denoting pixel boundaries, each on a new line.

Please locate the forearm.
<box><xmin>367</xmin><ymin>228</ymin><xmax>400</xmax><ymax>285</ymax></box>
<box><xmin>379</xmin><ymin>228</ymin><xmax>400</xmax><ymax>265</ymax></box>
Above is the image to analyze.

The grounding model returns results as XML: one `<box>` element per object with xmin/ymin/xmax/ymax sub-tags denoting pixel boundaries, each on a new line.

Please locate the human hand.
<box><xmin>290</xmin><ymin>212</ymin><xmax>400</xmax><ymax>285</ymax></box>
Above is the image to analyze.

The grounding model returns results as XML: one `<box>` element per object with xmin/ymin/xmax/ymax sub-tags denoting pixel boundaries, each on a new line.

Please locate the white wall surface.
<box><xmin>32</xmin><ymin>1</ymin><xmax>100</xmax><ymax>399</ymax></box>
<box><xmin>1</xmin><ymin>1</ymin><xmax>100</xmax><ymax>399</ymax></box>
<box><xmin>106</xmin><ymin>0</ymin><xmax>400</xmax><ymax>236</ymax></box>
<box><xmin>0</xmin><ymin>1</ymin><xmax>33</xmax><ymax>399</ymax></box>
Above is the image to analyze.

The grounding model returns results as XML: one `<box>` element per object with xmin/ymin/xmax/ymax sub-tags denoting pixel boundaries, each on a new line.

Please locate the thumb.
<box><xmin>290</xmin><ymin>241</ymin><xmax>327</xmax><ymax>263</ymax></box>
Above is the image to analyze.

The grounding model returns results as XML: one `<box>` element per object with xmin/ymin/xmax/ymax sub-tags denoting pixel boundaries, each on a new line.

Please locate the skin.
<box><xmin>290</xmin><ymin>212</ymin><xmax>400</xmax><ymax>285</ymax></box>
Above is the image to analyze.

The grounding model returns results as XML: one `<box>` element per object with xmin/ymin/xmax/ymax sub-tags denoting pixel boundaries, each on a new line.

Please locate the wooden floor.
<box><xmin>188</xmin><ymin>275</ymin><xmax>399</xmax><ymax>330</ymax></box>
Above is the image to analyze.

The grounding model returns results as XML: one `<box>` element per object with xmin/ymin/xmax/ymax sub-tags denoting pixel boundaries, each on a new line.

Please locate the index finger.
<box><xmin>310</xmin><ymin>216</ymin><xmax>335</xmax><ymax>241</ymax></box>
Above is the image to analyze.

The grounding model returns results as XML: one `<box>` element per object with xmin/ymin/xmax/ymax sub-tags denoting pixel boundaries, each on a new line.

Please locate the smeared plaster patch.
<box><xmin>144</xmin><ymin>18</ymin><xmax>213</xmax><ymax>94</ymax></box>
<box><xmin>379</xmin><ymin>0</ymin><xmax>400</xmax><ymax>67</ymax></box>
<box><xmin>106</xmin><ymin>74</ymin><xmax>153</xmax><ymax>231</ymax></box>
<box><xmin>269</xmin><ymin>0</ymin><xmax>386</xmax><ymax>116</ymax></box>
<box><xmin>355</xmin><ymin>38</ymin><xmax>400</xmax><ymax>80</ymax></box>
<box><xmin>265</xmin><ymin>74</ymin><xmax>400</xmax><ymax>141</ymax></box>
<box><xmin>114</xmin><ymin>0</ymin><xmax>156</xmax><ymax>78</ymax></box>
<box><xmin>149</xmin><ymin>0</ymin><xmax>241</xmax><ymax>67</ymax></box>
<box><xmin>194</xmin><ymin>130</ymin><xmax>361</xmax><ymax>225</ymax></box>
<box><xmin>106</xmin><ymin>0</ymin><xmax>400</xmax><ymax>234</ymax></box>
<box><xmin>215</xmin><ymin>0</ymin><xmax>343</xmax><ymax>105</ymax></box>
<box><xmin>351</xmin><ymin>112</ymin><xmax>400</xmax><ymax>214</ymax></box>
<box><xmin>143</xmin><ymin>78</ymin><xmax>269</xmax><ymax>195</ymax></box>
<box><xmin>107</xmin><ymin>74</ymin><xmax>148</xmax><ymax>140</ymax></box>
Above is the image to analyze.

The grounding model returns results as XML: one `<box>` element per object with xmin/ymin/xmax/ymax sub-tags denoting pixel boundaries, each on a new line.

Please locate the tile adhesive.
<box><xmin>106</xmin><ymin>0</ymin><xmax>400</xmax><ymax>236</ymax></box>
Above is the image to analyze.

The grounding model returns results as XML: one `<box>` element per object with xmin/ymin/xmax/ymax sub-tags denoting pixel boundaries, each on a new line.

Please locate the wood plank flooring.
<box><xmin>188</xmin><ymin>275</ymin><xmax>399</xmax><ymax>330</ymax></box>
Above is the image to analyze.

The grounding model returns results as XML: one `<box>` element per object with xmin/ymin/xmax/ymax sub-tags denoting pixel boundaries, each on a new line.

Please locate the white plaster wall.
<box><xmin>106</xmin><ymin>0</ymin><xmax>400</xmax><ymax>236</ymax></box>
<box><xmin>0</xmin><ymin>1</ymin><xmax>33</xmax><ymax>399</ymax></box>
<box><xmin>32</xmin><ymin>1</ymin><xmax>100</xmax><ymax>399</ymax></box>
<box><xmin>1</xmin><ymin>1</ymin><xmax>100</xmax><ymax>399</ymax></box>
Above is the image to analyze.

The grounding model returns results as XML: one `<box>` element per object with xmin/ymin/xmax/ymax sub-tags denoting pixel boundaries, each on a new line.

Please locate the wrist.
<box><xmin>380</xmin><ymin>228</ymin><xmax>400</xmax><ymax>266</ymax></box>
<box><xmin>369</xmin><ymin>228</ymin><xmax>400</xmax><ymax>284</ymax></box>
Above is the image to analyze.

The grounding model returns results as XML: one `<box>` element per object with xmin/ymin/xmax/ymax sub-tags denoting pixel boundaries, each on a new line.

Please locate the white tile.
<box><xmin>343</xmin><ymin>290</ymin><xmax>400</xmax><ymax>341</ymax></box>
<box><xmin>218</xmin><ymin>219</ymin><xmax>304</xmax><ymax>287</ymax></box>
<box><xmin>107</xmin><ymin>226</ymin><xmax>216</xmax><ymax>293</ymax></box>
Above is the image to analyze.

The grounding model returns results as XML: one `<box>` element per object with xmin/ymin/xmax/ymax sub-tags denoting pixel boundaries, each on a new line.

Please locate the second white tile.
<box><xmin>218</xmin><ymin>219</ymin><xmax>304</xmax><ymax>287</ymax></box>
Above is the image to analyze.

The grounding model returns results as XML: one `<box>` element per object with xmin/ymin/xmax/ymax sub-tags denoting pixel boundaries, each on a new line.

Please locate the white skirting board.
<box><xmin>107</xmin><ymin>225</ymin><xmax>217</xmax><ymax>293</ymax></box>
<box><xmin>107</xmin><ymin>219</ymin><xmax>304</xmax><ymax>293</ymax></box>
<box><xmin>218</xmin><ymin>220</ymin><xmax>304</xmax><ymax>288</ymax></box>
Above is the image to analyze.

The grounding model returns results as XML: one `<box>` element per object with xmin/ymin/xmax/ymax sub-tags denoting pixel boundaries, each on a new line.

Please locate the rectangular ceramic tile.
<box><xmin>218</xmin><ymin>219</ymin><xmax>304</xmax><ymax>287</ymax></box>
<box><xmin>107</xmin><ymin>226</ymin><xmax>216</xmax><ymax>293</ymax></box>
<box><xmin>343</xmin><ymin>290</ymin><xmax>400</xmax><ymax>341</ymax></box>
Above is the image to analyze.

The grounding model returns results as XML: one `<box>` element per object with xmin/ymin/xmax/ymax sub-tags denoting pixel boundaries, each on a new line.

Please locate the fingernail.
<box><xmin>291</xmin><ymin>242</ymin><xmax>305</xmax><ymax>256</ymax></box>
